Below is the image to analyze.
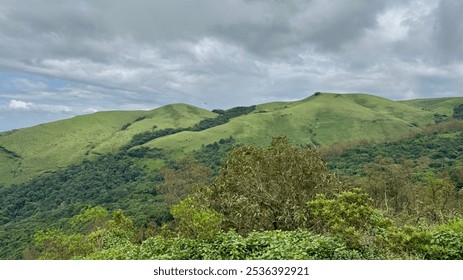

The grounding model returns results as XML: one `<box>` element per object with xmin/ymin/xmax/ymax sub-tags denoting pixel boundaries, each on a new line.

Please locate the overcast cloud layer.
<box><xmin>1</xmin><ymin>0</ymin><xmax>462</xmax><ymax>131</ymax></box>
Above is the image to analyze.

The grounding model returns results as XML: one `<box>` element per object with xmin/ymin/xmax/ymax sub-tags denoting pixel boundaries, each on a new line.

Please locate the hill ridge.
<box><xmin>1</xmin><ymin>93</ymin><xmax>462</xmax><ymax>186</ymax></box>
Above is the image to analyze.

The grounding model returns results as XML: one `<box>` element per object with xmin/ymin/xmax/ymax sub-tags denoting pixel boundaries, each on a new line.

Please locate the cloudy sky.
<box><xmin>0</xmin><ymin>0</ymin><xmax>462</xmax><ymax>131</ymax></box>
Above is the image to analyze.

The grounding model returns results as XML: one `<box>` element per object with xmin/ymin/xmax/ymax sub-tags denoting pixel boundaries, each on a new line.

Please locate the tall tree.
<box><xmin>157</xmin><ymin>157</ymin><xmax>212</xmax><ymax>207</ymax></box>
<box><xmin>202</xmin><ymin>136</ymin><xmax>342</xmax><ymax>234</ymax></box>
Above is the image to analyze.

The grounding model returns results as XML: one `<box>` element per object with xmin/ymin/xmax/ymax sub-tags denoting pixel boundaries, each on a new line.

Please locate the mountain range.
<box><xmin>1</xmin><ymin>92</ymin><xmax>463</xmax><ymax>187</ymax></box>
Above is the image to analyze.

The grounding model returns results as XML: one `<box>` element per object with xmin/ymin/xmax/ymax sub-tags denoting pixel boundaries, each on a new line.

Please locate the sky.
<box><xmin>0</xmin><ymin>0</ymin><xmax>462</xmax><ymax>131</ymax></box>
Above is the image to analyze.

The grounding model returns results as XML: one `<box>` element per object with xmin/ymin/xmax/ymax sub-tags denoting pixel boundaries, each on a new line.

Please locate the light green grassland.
<box><xmin>144</xmin><ymin>93</ymin><xmax>439</xmax><ymax>156</ymax></box>
<box><xmin>399</xmin><ymin>97</ymin><xmax>463</xmax><ymax>115</ymax></box>
<box><xmin>0</xmin><ymin>104</ymin><xmax>215</xmax><ymax>185</ymax></box>
<box><xmin>1</xmin><ymin>93</ymin><xmax>462</xmax><ymax>186</ymax></box>
<box><xmin>0</xmin><ymin>110</ymin><xmax>143</xmax><ymax>184</ymax></box>
<box><xmin>92</xmin><ymin>104</ymin><xmax>216</xmax><ymax>154</ymax></box>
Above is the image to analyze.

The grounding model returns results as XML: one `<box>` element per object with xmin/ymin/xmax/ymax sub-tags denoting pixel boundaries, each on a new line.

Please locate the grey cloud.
<box><xmin>0</xmin><ymin>0</ymin><xmax>462</xmax><ymax>131</ymax></box>
<box><xmin>215</xmin><ymin>0</ymin><xmax>404</xmax><ymax>57</ymax></box>
<box><xmin>1</xmin><ymin>0</ymin><xmax>393</xmax><ymax>57</ymax></box>
<box><xmin>434</xmin><ymin>0</ymin><xmax>463</xmax><ymax>62</ymax></box>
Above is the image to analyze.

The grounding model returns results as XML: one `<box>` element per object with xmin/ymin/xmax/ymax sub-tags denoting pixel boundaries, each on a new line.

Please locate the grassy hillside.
<box><xmin>91</xmin><ymin>104</ymin><xmax>216</xmax><ymax>154</ymax></box>
<box><xmin>0</xmin><ymin>104</ymin><xmax>215</xmax><ymax>185</ymax></box>
<box><xmin>400</xmin><ymin>97</ymin><xmax>463</xmax><ymax>115</ymax></box>
<box><xmin>1</xmin><ymin>93</ymin><xmax>462</xmax><ymax>186</ymax></box>
<box><xmin>143</xmin><ymin>93</ymin><xmax>442</xmax><ymax>155</ymax></box>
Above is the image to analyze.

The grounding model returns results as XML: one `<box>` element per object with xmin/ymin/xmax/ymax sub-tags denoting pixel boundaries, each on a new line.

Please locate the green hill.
<box><xmin>143</xmin><ymin>93</ymin><xmax>446</xmax><ymax>155</ymax></box>
<box><xmin>0</xmin><ymin>104</ymin><xmax>216</xmax><ymax>185</ymax></box>
<box><xmin>1</xmin><ymin>93</ymin><xmax>462</xmax><ymax>186</ymax></box>
<box><xmin>399</xmin><ymin>97</ymin><xmax>463</xmax><ymax>115</ymax></box>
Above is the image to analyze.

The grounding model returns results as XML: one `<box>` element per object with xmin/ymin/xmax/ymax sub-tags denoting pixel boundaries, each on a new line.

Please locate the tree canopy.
<box><xmin>200</xmin><ymin>136</ymin><xmax>342</xmax><ymax>234</ymax></box>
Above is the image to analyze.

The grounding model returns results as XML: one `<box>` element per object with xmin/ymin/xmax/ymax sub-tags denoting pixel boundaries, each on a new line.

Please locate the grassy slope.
<box><xmin>1</xmin><ymin>93</ymin><xmax>461</xmax><ymax>185</ymax></box>
<box><xmin>399</xmin><ymin>97</ymin><xmax>463</xmax><ymax>115</ymax></box>
<box><xmin>92</xmin><ymin>104</ymin><xmax>216</xmax><ymax>154</ymax></box>
<box><xmin>0</xmin><ymin>153</ymin><xmax>19</xmax><ymax>184</ymax></box>
<box><xmin>144</xmin><ymin>93</ymin><xmax>436</xmax><ymax>155</ymax></box>
<box><xmin>0</xmin><ymin>104</ymin><xmax>215</xmax><ymax>185</ymax></box>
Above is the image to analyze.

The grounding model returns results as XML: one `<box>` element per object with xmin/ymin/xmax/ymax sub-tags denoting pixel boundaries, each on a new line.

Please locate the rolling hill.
<box><xmin>143</xmin><ymin>93</ymin><xmax>440</xmax><ymax>155</ymax></box>
<box><xmin>399</xmin><ymin>97</ymin><xmax>463</xmax><ymax>115</ymax></box>
<box><xmin>0</xmin><ymin>104</ymin><xmax>216</xmax><ymax>185</ymax></box>
<box><xmin>1</xmin><ymin>92</ymin><xmax>462</xmax><ymax>186</ymax></box>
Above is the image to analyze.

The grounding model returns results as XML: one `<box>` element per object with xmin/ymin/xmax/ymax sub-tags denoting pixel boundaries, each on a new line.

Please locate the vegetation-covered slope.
<box><xmin>143</xmin><ymin>93</ymin><xmax>451</xmax><ymax>155</ymax></box>
<box><xmin>22</xmin><ymin>135</ymin><xmax>463</xmax><ymax>260</ymax></box>
<box><xmin>400</xmin><ymin>97</ymin><xmax>463</xmax><ymax>116</ymax></box>
<box><xmin>1</xmin><ymin>116</ymin><xmax>463</xmax><ymax>259</ymax></box>
<box><xmin>1</xmin><ymin>93</ymin><xmax>462</xmax><ymax>187</ymax></box>
<box><xmin>0</xmin><ymin>104</ymin><xmax>215</xmax><ymax>185</ymax></box>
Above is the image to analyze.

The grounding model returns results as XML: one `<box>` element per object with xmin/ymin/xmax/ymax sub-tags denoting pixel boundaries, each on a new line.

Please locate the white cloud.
<box><xmin>8</xmin><ymin>99</ymin><xmax>33</xmax><ymax>110</ymax></box>
<box><xmin>7</xmin><ymin>99</ymin><xmax>71</xmax><ymax>113</ymax></box>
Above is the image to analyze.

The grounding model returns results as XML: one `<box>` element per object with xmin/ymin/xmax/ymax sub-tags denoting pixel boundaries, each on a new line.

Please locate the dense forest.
<box><xmin>1</xmin><ymin>106</ymin><xmax>463</xmax><ymax>259</ymax></box>
<box><xmin>25</xmin><ymin>135</ymin><xmax>463</xmax><ymax>260</ymax></box>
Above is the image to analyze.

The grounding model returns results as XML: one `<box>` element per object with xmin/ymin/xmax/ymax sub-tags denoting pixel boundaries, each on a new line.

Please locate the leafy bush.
<box><xmin>426</xmin><ymin>219</ymin><xmax>463</xmax><ymax>259</ymax></box>
<box><xmin>169</xmin><ymin>197</ymin><xmax>223</xmax><ymax>240</ymax></box>
<box><xmin>134</xmin><ymin>230</ymin><xmax>364</xmax><ymax>260</ymax></box>
<box><xmin>32</xmin><ymin>207</ymin><xmax>136</xmax><ymax>260</ymax></box>
<box><xmin>308</xmin><ymin>188</ymin><xmax>391</xmax><ymax>250</ymax></box>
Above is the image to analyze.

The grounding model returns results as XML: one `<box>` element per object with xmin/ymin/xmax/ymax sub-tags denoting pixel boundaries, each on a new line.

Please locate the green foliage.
<box><xmin>125</xmin><ymin>128</ymin><xmax>184</xmax><ymax>149</ymax></box>
<box><xmin>119</xmin><ymin>218</ymin><xmax>463</xmax><ymax>260</ymax></box>
<box><xmin>135</xmin><ymin>230</ymin><xmax>362</xmax><ymax>260</ymax></box>
<box><xmin>308</xmin><ymin>188</ymin><xmax>391</xmax><ymax>249</ymax></box>
<box><xmin>376</xmin><ymin>225</ymin><xmax>431</xmax><ymax>258</ymax></box>
<box><xmin>243</xmin><ymin>230</ymin><xmax>361</xmax><ymax>260</ymax></box>
<box><xmin>32</xmin><ymin>207</ymin><xmax>136</xmax><ymax>260</ymax></box>
<box><xmin>0</xmin><ymin>154</ymin><xmax>170</xmax><ymax>259</ymax></box>
<box><xmin>190</xmin><ymin>105</ymin><xmax>256</xmax><ymax>131</ymax></box>
<box><xmin>194</xmin><ymin>136</ymin><xmax>238</xmax><ymax>174</ymax></box>
<box><xmin>412</xmin><ymin>172</ymin><xmax>461</xmax><ymax>223</ymax></box>
<box><xmin>18</xmin><ymin>136</ymin><xmax>463</xmax><ymax>260</ymax></box>
<box><xmin>33</xmin><ymin>229</ymin><xmax>94</xmax><ymax>260</ymax></box>
<box><xmin>120</xmin><ymin>122</ymin><xmax>131</xmax><ymax>131</ymax></box>
<box><xmin>169</xmin><ymin>197</ymin><xmax>223</xmax><ymax>240</ymax></box>
<box><xmin>427</xmin><ymin>224</ymin><xmax>463</xmax><ymax>259</ymax></box>
<box><xmin>68</xmin><ymin>206</ymin><xmax>109</xmax><ymax>234</ymax></box>
<box><xmin>2</xmin><ymin>94</ymin><xmax>461</xmax><ymax>187</ymax></box>
<box><xmin>453</xmin><ymin>104</ymin><xmax>463</xmax><ymax>120</ymax></box>
<box><xmin>126</xmin><ymin>147</ymin><xmax>167</xmax><ymax>159</ymax></box>
<box><xmin>325</xmin><ymin>123</ymin><xmax>463</xmax><ymax>185</ymax></box>
<box><xmin>202</xmin><ymin>136</ymin><xmax>342</xmax><ymax>234</ymax></box>
<box><xmin>433</xmin><ymin>113</ymin><xmax>448</xmax><ymax>123</ymax></box>
<box><xmin>348</xmin><ymin>156</ymin><xmax>463</xmax><ymax>225</ymax></box>
<box><xmin>361</xmin><ymin>157</ymin><xmax>419</xmax><ymax>220</ymax></box>
<box><xmin>381</xmin><ymin>219</ymin><xmax>463</xmax><ymax>259</ymax></box>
